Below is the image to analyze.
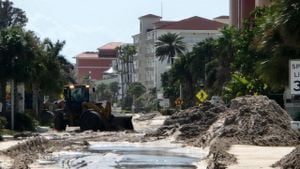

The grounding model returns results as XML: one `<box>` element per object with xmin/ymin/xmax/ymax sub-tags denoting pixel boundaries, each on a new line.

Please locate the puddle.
<box><xmin>31</xmin><ymin>142</ymin><xmax>204</xmax><ymax>169</ymax></box>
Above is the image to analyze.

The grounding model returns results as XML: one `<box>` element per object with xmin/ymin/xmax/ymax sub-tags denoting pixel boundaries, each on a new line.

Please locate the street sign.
<box><xmin>196</xmin><ymin>89</ymin><xmax>208</xmax><ymax>102</ymax></box>
<box><xmin>159</xmin><ymin>98</ymin><xmax>170</xmax><ymax>108</ymax></box>
<box><xmin>290</xmin><ymin>60</ymin><xmax>300</xmax><ymax>94</ymax></box>
<box><xmin>175</xmin><ymin>97</ymin><xmax>183</xmax><ymax>106</ymax></box>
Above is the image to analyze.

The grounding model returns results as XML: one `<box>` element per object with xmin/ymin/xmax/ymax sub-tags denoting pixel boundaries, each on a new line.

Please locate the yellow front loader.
<box><xmin>53</xmin><ymin>84</ymin><xmax>133</xmax><ymax>131</ymax></box>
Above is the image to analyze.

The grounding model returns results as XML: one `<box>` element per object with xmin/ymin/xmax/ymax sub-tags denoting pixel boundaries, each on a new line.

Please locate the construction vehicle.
<box><xmin>53</xmin><ymin>84</ymin><xmax>133</xmax><ymax>131</ymax></box>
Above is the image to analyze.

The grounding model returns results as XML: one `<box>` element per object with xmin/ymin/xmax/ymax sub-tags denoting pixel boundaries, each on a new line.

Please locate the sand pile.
<box><xmin>200</xmin><ymin>96</ymin><xmax>299</xmax><ymax>146</ymax></box>
<box><xmin>150</xmin><ymin>102</ymin><xmax>226</xmax><ymax>141</ymax></box>
<box><xmin>3</xmin><ymin>137</ymin><xmax>49</xmax><ymax>169</ymax></box>
<box><xmin>153</xmin><ymin>95</ymin><xmax>299</xmax><ymax>146</ymax></box>
<box><xmin>272</xmin><ymin>146</ymin><xmax>300</xmax><ymax>169</ymax></box>
<box><xmin>151</xmin><ymin>96</ymin><xmax>300</xmax><ymax>168</ymax></box>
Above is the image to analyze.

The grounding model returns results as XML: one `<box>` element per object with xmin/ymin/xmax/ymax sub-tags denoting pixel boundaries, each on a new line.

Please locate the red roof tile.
<box><xmin>214</xmin><ymin>15</ymin><xmax>229</xmax><ymax>19</ymax></box>
<box><xmin>75</xmin><ymin>52</ymin><xmax>98</xmax><ymax>58</ymax></box>
<box><xmin>139</xmin><ymin>14</ymin><xmax>162</xmax><ymax>19</ymax></box>
<box><xmin>154</xmin><ymin>21</ymin><xmax>176</xmax><ymax>29</ymax></box>
<box><xmin>156</xmin><ymin>16</ymin><xmax>225</xmax><ymax>30</ymax></box>
<box><xmin>98</xmin><ymin>42</ymin><xmax>122</xmax><ymax>50</ymax></box>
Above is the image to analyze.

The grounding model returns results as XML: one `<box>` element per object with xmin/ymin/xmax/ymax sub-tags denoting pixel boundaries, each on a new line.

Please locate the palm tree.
<box><xmin>278</xmin><ymin>0</ymin><xmax>300</xmax><ymax>47</ymax></box>
<box><xmin>255</xmin><ymin>0</ymin><xmax>300</xmax><ymax>91</ymax></box>
<box><xmin>118</xmin><ymin>44</ymin><xmax>136</xmax><ymax>99</ymax></box>
<box><xmin>43</xmin><ymin>38</ymin><xmax>75</xmax><ymax>83</ymax></box>
<box><xmin>155</xmin><ymin>33</ymin><xmax>186</xmax><ymax>64</ymax></box>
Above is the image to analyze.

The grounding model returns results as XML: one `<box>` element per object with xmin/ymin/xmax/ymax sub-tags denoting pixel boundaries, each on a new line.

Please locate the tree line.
<box><xmin>157</xmin><ymin>0</ymin><xmax>300</xmax><ymax>108</ymax></box>
<box><xmin>0</xmin><ymin>0</ymin><xmax>74</xmax><ymax>114</ymax></box>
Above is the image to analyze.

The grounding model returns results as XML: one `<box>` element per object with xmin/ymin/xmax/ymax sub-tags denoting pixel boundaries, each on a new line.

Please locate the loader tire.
<box><xmin>80</xmin><ymin>110</ymin><xmax>104</xmax><ymax>131</ymax></box>
<box><xmin>54</xmin><ymin>111</ymin><xmax>66</xmax><ymax>131</ymax></box>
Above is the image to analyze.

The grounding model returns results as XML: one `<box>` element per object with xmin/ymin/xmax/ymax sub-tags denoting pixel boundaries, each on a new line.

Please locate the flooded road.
<box><xmin>30</xmin><ymin>142</ymin><xmax>204</xmax><ymax>169</ymax></box>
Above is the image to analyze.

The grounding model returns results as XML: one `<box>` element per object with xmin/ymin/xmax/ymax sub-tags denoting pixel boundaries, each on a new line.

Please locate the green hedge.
<box><xmin>6</xmin><ymin>113</ymin><xmax>38</xmax><ymax>131</ymax></box>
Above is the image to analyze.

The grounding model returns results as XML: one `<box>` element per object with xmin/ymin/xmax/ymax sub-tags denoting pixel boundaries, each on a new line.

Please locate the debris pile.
<box><xmin>4</xmin><ymin>137</ymin><xmax>49</xmax><ymax>169</ymax></box>
<box><xmin>152</xmin><ymin>95</ymin><xmax>300</xmax><ymax>168</ymax></box>
<box><xmin>206</xmin><ymin>141</ymin><xmax>237</xmax><ymax>169</ymax></box>
<box><xmin>200</xmin><ymin>96</ymin><xmax>299</xmax><ymax>146</ymax></box>
<box><xmin>272</xmin><ymin>146</ymin><xmax>300</xmax><ymax>169</ymax></box>
<box><xmin>154</xmin><ymin>95</ymin><xmax>299</xmax><ymax>147</ymax></box>
<box><xmin>151</xmin><ymin>102</ymin><xmax>226</xmax><ymax>142</ymax></box>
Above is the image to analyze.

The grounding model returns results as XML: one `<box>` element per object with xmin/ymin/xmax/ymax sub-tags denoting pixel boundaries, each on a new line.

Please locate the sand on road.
<box><xmin>227</xmin><ymin>145</ymin><xmax>295</xmax><ymax>169</ymax></box>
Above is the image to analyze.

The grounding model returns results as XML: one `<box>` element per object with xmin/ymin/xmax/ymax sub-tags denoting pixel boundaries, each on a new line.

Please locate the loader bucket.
<box><xmin>111</xmin><ymin>115</ymin><xmax>134</xmax><ymax>130</ymax></box>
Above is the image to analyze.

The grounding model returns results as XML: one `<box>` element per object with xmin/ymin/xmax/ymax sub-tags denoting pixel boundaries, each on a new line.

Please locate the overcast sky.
<box><xmin>10</xmin><ymin>0</ymin><xmax>229</xmax><ymax>63</ymax></box>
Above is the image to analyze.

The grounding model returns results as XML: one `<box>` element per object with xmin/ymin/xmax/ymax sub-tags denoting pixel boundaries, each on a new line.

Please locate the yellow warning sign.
<box><xmin>196</xmin><ymin>89</ymin><xmax>208</xmax><ymax>102</ymax></box>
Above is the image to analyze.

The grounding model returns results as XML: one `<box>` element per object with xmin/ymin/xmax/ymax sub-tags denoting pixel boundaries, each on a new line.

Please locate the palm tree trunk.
<box><xmin>126</xmin><ymin>56</ymin><xmax>130</xmax><ymax>85</ymax></box>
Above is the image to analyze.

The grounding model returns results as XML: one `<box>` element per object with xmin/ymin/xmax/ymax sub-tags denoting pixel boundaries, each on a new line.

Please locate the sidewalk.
<box><xmin>0</xmin><ymin>135</ymin><xmax>24</xmax><ymax>151</ymax></box>
<box><xmin>227</xmin><ymin>145</ymin><xmax>295</xmax><ymax>169</ymax></box>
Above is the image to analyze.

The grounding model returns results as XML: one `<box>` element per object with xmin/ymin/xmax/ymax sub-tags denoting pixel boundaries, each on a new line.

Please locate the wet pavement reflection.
<box><xmin>31</xmin><ymin>142</ymin><xmax>203</xmax><ymax>169</ymax></box>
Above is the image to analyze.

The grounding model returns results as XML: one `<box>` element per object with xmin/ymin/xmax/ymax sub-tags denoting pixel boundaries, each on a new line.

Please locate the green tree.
<box><xmin>128</xmin><ymin>82</ymin><xmax>146</xmax><ymax>98</ymax></box>
<box><xmin>117</xmin><ymin>44</ymin><xmax>136</xmax><ymax>100</ymax></box>
<box><xmin>277</xmin><ymin>0</ymin><xmax>300</xmax><ymax>47</ymax></box>
<box><xmin>212</xmin><ymin>27</ymin><xmax>238</xmax><ymax>94</ymax></box>
<box><xmin>96</xmin><ymin>83</ymin><xmax>111</xmax><ymax>101</ymax></box>
<box><xmin>128</xmin><ymin>82</ymin><xmax>146</xmax><ymax>112</ymax></box>
<box><xmin>223</xmin><ymin>72</ymin><xmax>268</xmax><ymax>101</ymax></box>
<box><xmin>155</xmin><ymin>33</ymin><xmax>186</xmax><ymax>64</ymax></box>
<box><xmin>42</xmin><ymin>38</ymin><xmax>75</xmax><ymax>85</ymax></box>
<box><xmin>0</xmin><ymin>27</ymin><xmax>38</xmax><ymax>112</ymax></box>
<box><xmin>0</xmin><ymin>0</ymin><xmax>28</xmax><ymax>112</ymax></box>
<box><xmin>255</xmin><ymin>1</ymin><xmax>300</xmax><ymax>91</ymax></box>
<box><xmin>0</xmin><ymin>0</ymin><xmax>27</xmax><ymax>29</ymax></box>
<box><xmin>109</xmin><ymin>81</ymin><xmax>119</xmax><ymax>104</ymax></box>
<box><xmin>161</xmin><ymin>38</ymin><xmax>217</xmax><ymax>107</ymax></box>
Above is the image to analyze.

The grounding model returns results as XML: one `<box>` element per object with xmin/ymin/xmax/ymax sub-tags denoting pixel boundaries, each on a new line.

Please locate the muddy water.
<box><xmin>31</xmin><ymin>142</ymin><xmax>204</xmax><ymax>169</ymax></box>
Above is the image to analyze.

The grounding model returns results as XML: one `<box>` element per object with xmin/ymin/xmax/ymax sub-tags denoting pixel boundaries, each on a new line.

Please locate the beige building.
<box><xmin>132</xmin><ymin>14</ymin><xmax>226</xmax><ymax>94</ymax></box>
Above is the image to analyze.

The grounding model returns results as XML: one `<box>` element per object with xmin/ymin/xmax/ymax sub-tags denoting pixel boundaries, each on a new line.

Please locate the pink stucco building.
<box><xmin>75</xmin><ymin>42</ymin><xmax>122</xmax><ymax>81</ymax></box>
<box><xmin>230</xmin><ymin>0</ymin><xmax>270</xmax><ymax>28</ymax></box>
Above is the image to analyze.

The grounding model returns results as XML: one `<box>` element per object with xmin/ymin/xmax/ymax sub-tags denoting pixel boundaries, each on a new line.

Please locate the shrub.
<box><xmin>39</xmin><ymin>110</ymin><xmax>54</xmax><ymax>126</ymax></box>
<box><xmin>6</xmin><ymin>112</ymin><xmax>38</xmax><ymax>131</ymax></box>
<box><xmin>0</xmin><ymin>116</ymin><xmax>8</xmax><ymax>129</ymax></box>
<box><xmin>121</xmin><ymin>95</ymin><xmax>133</xmax><ymax>111</ymax></box>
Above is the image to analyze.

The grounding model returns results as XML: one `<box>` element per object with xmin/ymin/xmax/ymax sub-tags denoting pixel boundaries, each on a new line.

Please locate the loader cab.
<box><xmin>64</xmin><ymin>85</ymin><xmax>90</xmax><ymax>103</ymax></box>
<box><xmin>61</xmin><ymin>85</ymin><xmax>91</xmax><ymax>126</ymax></box>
